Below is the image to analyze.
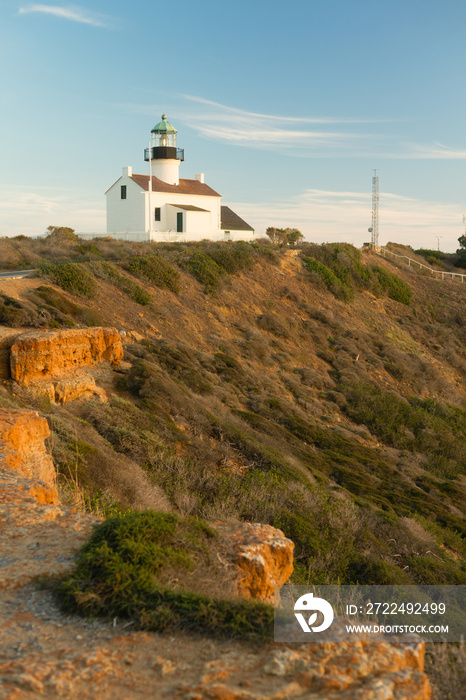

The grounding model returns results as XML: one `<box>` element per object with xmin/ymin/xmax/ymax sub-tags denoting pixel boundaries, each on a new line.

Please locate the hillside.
<box><xmin>0</xmin><ymin>233</ymin><xmax>465</xmax><ymax>592</ymax></box>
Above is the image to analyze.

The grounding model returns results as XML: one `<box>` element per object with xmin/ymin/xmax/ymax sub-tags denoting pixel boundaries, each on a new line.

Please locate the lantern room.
<box><xmin>144</xmin><ymin>114</ymin><xmax>184</xmax><ymax>162</ymax></box>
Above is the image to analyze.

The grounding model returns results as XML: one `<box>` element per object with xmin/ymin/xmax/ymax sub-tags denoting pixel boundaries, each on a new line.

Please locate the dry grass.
<box><xmin>50</xmin><ymin>412</ymin><xmax>171</xmax><ymax>515</ymax></box>
<box><xmin>425</xmin><ymin>641</ymin><xmax>466</xmax><ymax>700</ymax></box>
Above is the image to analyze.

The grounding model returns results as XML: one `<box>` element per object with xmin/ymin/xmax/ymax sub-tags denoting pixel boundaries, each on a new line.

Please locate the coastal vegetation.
<box><xmin>1</xmin><ymin>232</ymin><xmax>465</xmax><ymax>591</ymax></box>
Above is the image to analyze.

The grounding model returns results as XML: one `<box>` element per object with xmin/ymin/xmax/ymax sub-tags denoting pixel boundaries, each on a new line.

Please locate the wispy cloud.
<box><xmin>18</xmin><ymin>4</ymin><xmax>108</xmax><ymax>27</ymax></box>
<box><xmin>392</xmin><ymin>142</ymin><xmax>466</xmax><ymax>160</ymax></box>
<box><xmin>175</xmin><ymin>95</ymin><xmax>374</xmax><ymax>155</ymax></box>
<box><xmin>181</xmin><ymin>94</ymin><xmax>380</xmax><ymax>125</ymax></box>
<box><xmin>178</xmin><ymin>95</ymin><xmax>466</xmax><ymax>161</ymax></box>
<box><xmin>116</xmin><ymin>94</ymin><xmax>466</xmax><ymax>160</ymax></box>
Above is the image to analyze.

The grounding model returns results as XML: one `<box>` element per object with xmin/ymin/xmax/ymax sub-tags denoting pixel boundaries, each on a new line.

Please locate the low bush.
<box><xmin>345</xmin><ymin>556</ymin><xmax>412</xmax><ymax>585</ymax></box>
<box><xmin>56</xmin><ymin>510</ymin><xmax>273</xmax><ymax>640</ymax></box>
<box><xmin>145</xmin><ymin>339</ymin><xmax>214</xmax><ymax>395</ymax></box>
<box><xmin>180</xmin><ymin>252</ymin><xmax>224</xmax><ymax>292</ymax></box>
<box><xmin>31</xmin><ymin>286</ymin><xmax>104</xmax><ymax>327</ymax></box>
<box><xmin>370</xmin><ymin>265</ymin><xmax>412</xmax><ymax>305</ymax></box>
<box><xmin>256</xmin><ymin>314</ymin><xmax>290</xmax><ymax>338</ymax></box>
<box><xmin>40</xmin><ymin>262</ymin><xmax>96</xmax><ymax>298</ymax></box>
<box><xmin>88</xmin><ymin>261</ymin><xmax>151</xmax><ymax>305</ymax></box>
<box><xmin>124</xmin><ymin>255</ymin><xmax>180</xmax><ymax>293</ymax></box>
<box><xmin>302</xmin><ymin>257</ymin><xmax>353</xmax><ymax>301</ymax></box>
<box><xmin>300</xmin><ymin>244</ymin><xmax>412</xmax><ymax>305</ymax></box>
<box><xmin>340</xmin><ymin>382</ymin><xmax>466</xmax><ymax>478</ymax></box>
<box><xmin>0</xmin><ymin>293</ymin><xmax>45</xmax><ymax>327</ymax></box>
<box><xmin>205</xmin><ymin>242</ymin><xmax>255</xmax><ymax>274</ymax></box>
<box><xmin>414</xmin><ymin>249</ymin><xmax>444</xmax><ymax>267</ymax></box>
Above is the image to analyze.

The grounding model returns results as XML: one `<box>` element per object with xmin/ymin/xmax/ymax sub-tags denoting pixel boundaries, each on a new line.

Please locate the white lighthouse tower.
<box><xmin>102</xmin><ymin>114</ymin><xmax>255</xmax><ymax>243</ymax></box>
<box><xmin>144</xmin><ymin>114</ymin><xmax>184</xmax><ymax>186</ymax></box>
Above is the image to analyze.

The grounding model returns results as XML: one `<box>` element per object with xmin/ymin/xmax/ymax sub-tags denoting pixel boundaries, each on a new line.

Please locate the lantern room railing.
<box><xmin>144</xmin><ymin>147</ymin><xmax>184</xmax><ymax>162</ymax></box>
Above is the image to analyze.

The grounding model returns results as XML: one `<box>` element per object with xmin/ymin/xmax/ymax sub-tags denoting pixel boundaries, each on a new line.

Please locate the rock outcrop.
<box><xmin>0</xmin><ymin>408</ymin><xmax>57</xmax><ymax>504</ymax></box>
<box><xmin>10</xmin><ymin>328</ymin><xmax>123</xmax><ymax>386</ymax></box>
<box><xmin>218</xmin><ymin>522</ymin><xmax>295</xmax><ymax>603</ymax></box>
<box><xmin>7</xmin><ymin>327</ymin><xmax>123</xmax><ymax>404</ymax></box>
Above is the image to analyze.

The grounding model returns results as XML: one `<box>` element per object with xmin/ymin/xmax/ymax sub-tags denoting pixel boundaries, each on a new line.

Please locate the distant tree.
<box><xmin>455</xmin><ymin>234</ymin><xmax>466</xmax><ymax>268</ymax></box>
<box><xmin>266</xmin><ymin>227</ymin><xmax>303</xmax><ymax>247</ymax></box>
<box><xmin>45</xmin><ymin>226</ymin><xmax>77</xmax><ymax>241</ymax></box>
<box><xmin>285</xmin><ymin>228</ymin><xmax>304</xmax><ymax>247</ymax></box>
<box><xmin>266</xmin><ymin>227</ymin><xmax>287</xmax><ymax>245</ymax></box>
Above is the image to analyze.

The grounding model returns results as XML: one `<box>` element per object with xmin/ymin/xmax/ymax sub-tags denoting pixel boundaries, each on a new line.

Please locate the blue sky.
<box><xmin>1</xmin><ymin>0</ymin><xmax>466</xmax><ymax>251</ymax></box>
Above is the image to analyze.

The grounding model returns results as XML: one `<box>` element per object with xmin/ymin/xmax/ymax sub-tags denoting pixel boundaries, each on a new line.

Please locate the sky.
<box><xmin>1</xmin><ymin>1</ymin><xmax>466</xmax><ymax>252</ymax></box>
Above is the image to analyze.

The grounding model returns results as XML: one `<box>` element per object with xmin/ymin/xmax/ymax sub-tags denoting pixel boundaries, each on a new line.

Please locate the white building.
<box><xmin>104</xmin><ymin>116</ymin><xmax>255</xmax><ymax>243</ymax></box>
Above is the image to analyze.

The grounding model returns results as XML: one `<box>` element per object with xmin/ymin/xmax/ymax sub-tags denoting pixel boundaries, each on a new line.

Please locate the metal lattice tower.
<box><xmin>371</xmin><ymin>169</ymin><xmax>379</xmax><ymax>249</ymax></box>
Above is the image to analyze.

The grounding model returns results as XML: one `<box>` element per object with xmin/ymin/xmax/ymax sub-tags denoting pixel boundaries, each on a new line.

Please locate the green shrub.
<box><xmin>181</xmin><ymin>252</ymin><xmax>224</xmax><ymax>292</ymax></box>
<box><xmin>0</xmin><ymin>294</ymin><xmax>41</xmax><ymax>327</ymax></box>
<box><xmin>251</xmin><ymin>242</ymin><xmax>278</xmax><ymax>264</ymax></box>
<box><xmin>405</xmin><ymin>555</ymin><xmax>466</xmax><ymax>584</ymax></box>
<box><xmin>40</xmin><ymin>262</ymin><xmax>96</xmax><ymax>298</ymax></box>
<box><xmin>371</xmin><ymin>266</ymin><xmax>412</xmax><ymax>305</ymax></box>
<box><xmin>340</xmin><ymin>382</ymin><xmax>466</xmax><ymax>477</ymax></box>
<box><xmin>45</xmin><ymin>226</ymin><xmax>78</xmax><ymax>242</ymax></box>
<box><xmin>145</xmin><ymin>339</ymin><xmax>214</xmax><ymax>395</ymax></box>
<box><xmin>34</xmin><ymin>285</ymin><xmax>81</xmax><ymax>315</ymax></box>
<box><xmin>125</xmin><ymin>255</ymin><xmax>180</xmax><ymax>293</ymax></box>
<box><xmin>206</xmin><ymin>242</ymin><xmax>255</xmax><ymax>274</ymax></box>
<box><xmin>300</xmin><ymin>244</ymin><xmax>412</xmax><ymax>305</ymax></box>
<box><xmin>89</xmin><ymin>261</ymin><xmax>151</xmax><ymax>305</ymax></box>
<box><xmin>32</xmin><ymin>285</ymin><xmax>104</xmax><ymax>327</ymax></box>
<box><xmin>56</xmin><ymin>511</ymin><xmax>273</xmax><ymax>640</ymax></box>
<box><xmin>414</xmin><ymin>249</ymin><xmax>444</xmax><ymax>267</ymax></box>
<box><xmin>345</xmin><ymin>556</ymin><xmax>412</xmax><ymax>585</ymax></box>
<box><xmin>302</xmin><ymin>256</ymin><xmax>353</xmax><ymax>301</ymax></box>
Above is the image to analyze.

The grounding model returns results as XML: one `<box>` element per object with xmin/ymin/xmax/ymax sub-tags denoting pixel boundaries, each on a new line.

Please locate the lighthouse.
<box><xmin>144</xmin><ymin>115</ymin><xmax>184</xmax><ymax>186</ymax></box>
<box><xmin>103</xmin><ymin>114</ymin><xmax>255</xmax><ymax>242</ymax></box>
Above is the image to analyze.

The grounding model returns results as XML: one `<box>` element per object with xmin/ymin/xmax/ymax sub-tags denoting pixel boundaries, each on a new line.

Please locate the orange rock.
<box><xmin>54</xmin><ymin>372</ymin><xmax>108</xmax><ymax>404</ymax></box>
<box><xmin>388</xmin><ymin>668</ymin><xmax>432</xmax><ymax>700</ymax></box>
<box><xmin>10</xmin><ymin>328</ymin><xmax>123</xmax><ymax>386</ymax></box>
<box><xmin>220</xmin><ymin>522</ymin><xmax>295</xmax><ymax>604</ymax></box>
<box><xmin>0</xmin><ymin>408</ymin><xmax>57</xmax><ymax>503</ymax></box>
<box><xmin>28</xmin><ymin>482</ymin><xmax>58</xmax><ymax>505</ymax></box>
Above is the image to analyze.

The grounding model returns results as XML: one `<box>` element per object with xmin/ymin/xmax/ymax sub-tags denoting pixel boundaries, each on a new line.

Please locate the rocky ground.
<box><xmin>0</xmin><ymin>470</ymin><xmax>431</xmax><ymax>700</ymax></box>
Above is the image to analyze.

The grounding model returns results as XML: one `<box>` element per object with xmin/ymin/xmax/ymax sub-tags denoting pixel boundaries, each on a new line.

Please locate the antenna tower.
<box><xmin>371</xmin><ymin>169</ymin><xmax>379</xmax><ymax>249</ymax></box>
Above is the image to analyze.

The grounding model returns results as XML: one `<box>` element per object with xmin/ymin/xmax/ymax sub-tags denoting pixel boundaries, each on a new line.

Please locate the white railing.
<box><xmin>75</xmin><ymin>232</ymin><xmax>150</xmax><ymax>242</ymax></box>
<box><xmin>378</xmin><ymin>247</ymin><xmax>466</xmax><ymax>283</ymax></box>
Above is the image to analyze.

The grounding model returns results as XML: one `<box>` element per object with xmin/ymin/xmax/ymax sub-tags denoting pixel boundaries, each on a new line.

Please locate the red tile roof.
<box><xmin>131</xmin><ymin>174</ymin><xmax>221</xmax><ymax>197</ymax></box>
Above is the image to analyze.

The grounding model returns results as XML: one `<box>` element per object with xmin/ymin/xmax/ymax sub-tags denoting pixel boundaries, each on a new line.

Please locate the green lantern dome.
<box><xmin>151</xmin><ymin>114</ymin><xmax>177</xmax><ymax>135</ymax></box>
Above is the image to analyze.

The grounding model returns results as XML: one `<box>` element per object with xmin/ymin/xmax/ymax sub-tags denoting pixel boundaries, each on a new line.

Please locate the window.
<box><xmin>224</xmin><ymin>231</ymin><xmax>231</xmax><ymax>240</ymax></box>
<box><xmin>121</xmin><ymin>185</ymin><xmax>127</xmax><ymax>200</ymax></box>
<box><xmin>154</xmin><ymin>207</ymin><xmax>161</xmax><ymax>221</ymax></box>
<box><xmin>177</xmin><ymin>212</ymin><xmax>183</xmax><ymax>233</ymax></box>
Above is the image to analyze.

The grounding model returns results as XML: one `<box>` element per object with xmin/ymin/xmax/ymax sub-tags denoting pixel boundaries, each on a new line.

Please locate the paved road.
<box><xmin>0</xmin><ymin>269</ymin><xmax>37</xmax><ymax>279</ymax></box>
